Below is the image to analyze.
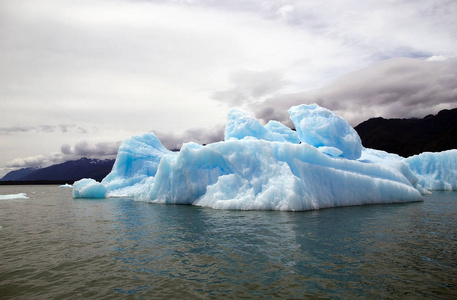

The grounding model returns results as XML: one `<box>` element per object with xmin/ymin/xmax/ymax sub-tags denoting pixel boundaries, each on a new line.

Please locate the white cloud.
<box><xmin>426</xmin><ymin>55</ymin><xmax>447</xmax><ymax>62</ymax></box>
<box><xmin>5</xmin><ymin>155</ymin><xmax>51</xmax><ymax>169</ymax></box>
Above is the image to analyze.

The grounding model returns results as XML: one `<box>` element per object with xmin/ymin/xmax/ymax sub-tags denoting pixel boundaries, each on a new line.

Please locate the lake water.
<box><xmin>0</xmin><ymin>185</ymin><xmax>456</xmax><ymax>299</ymax></box>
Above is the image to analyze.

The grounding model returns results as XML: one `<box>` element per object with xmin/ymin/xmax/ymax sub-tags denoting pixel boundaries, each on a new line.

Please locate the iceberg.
<box><xmin>73</xmin><ymin>103</ymin><xmax>456</xmax><ymax>210</ymax></box>
<box><xmin>135</xmin><ymin>139</ymin><xmax>421</xmax><ymax>210</ymax></box>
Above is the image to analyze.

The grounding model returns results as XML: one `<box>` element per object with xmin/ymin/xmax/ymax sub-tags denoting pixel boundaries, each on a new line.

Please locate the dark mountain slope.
<box><xmin>355</xmin><ymin>108</ymin><xmax>457</xmax><ymax>157</ymax></box>
<box><xmin>1</xmin><ymin>157</ymin><xmax>115</xmax><ymax>183</ymax></box>
<box><xmin>1</xmin><ymin>167</ymin><xmax>40</xmax><ymax>181</ymax></box>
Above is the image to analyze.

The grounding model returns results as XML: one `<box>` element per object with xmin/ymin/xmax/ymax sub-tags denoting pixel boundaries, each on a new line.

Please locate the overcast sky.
<box><xmin>1</xmin><ymin>0</ymin><xmax>456</xmax><ymax>176</ymax></box>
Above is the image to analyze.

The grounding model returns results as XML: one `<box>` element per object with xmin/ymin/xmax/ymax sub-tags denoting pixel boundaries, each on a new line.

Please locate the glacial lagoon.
<box><xmin>1</xmin><ymin>185</ymin><xmax>456</xmax><ymax>299</ymax></box>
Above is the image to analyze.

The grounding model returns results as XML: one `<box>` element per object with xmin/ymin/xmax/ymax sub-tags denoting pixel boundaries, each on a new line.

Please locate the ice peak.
<box><xmin>288</xmin><ymin>104</ymin><xmax>362</xmax><ymax>160</ymax></box>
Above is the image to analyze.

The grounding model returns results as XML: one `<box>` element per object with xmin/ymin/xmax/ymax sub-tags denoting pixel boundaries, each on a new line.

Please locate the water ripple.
<box><xmin>0</xmin><ymin>186</ymin><xmax>456</xmax><ymax>299</ymax></box>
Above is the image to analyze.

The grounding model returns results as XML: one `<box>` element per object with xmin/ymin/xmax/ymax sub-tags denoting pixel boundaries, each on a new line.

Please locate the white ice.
<box><xmin>73</xmin><ymin>104</ymin><xmax>456</xmax><ymax>210</ymax></box>
<box><xmin>59</xmin><ymin>183</ymin><xmax>73</xmax><ymax>188</ymax></box>
<box><xmin>406</xmin><ymin>150</ymin><xmax>457</xmax><ymax>191</ymax></box>
<box><xmin>0</xmin><ymin>193</ymin><xmax>29</xmax><ymax>200</ymax></box>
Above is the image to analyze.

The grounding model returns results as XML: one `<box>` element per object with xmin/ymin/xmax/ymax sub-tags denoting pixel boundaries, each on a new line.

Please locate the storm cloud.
<box><xmin>255</xmin><ymin>57</ymin><xmax>457</xmax><ymax>126</ymax></box>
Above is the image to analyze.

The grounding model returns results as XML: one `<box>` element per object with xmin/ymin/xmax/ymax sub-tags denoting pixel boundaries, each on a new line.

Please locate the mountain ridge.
<box><xmin>1</xmin><ymin>167</ymin><xmax>41</xmax><ymax>181</ymax></box>
<box><xmin>354</xmin><ymin>108</ymin><xmax>457</xmax><ymax>157</ymax></box>
<box><xmin>1</xmin><ymin>157</ymin><xmax>114</xmax><ymax>184</ymax></box>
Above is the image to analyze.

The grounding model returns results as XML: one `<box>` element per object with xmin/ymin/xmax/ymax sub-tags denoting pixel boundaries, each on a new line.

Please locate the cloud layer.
<box><xmin>0</xmin><ymin>0</ymin><xmax>456</xmax><ymax>175</ymax></box>
<box><xmin>255</xmin><ymin>57</ymin><xmax>457</xmax><ymax>126</ymax></box>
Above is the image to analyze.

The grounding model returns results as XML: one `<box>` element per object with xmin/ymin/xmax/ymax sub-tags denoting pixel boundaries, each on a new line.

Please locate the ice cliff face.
<box><xmin>101</xmin><ymin>133</ymin><xmax>175</xmax><ymax>197</ymax></box>
<box><xmin>135</xmin><ymin>139</ymin><xmax>422</xmax><ymax>210</ymax></box>
<box><xmin>73</xmin><ymin>104</ymin><xmax>456</xmax><ymax>211</ymax></box>
<box><xmin>406</xmin><ymin>150</ymin><xmax>457</xmax><ymax>191</ymax></box>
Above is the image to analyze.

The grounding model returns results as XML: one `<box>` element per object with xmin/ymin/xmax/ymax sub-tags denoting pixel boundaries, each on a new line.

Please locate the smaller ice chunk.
<box><xmin>0</xmin><ymin>193</ymin><xmax>28</xmax><ymax>200</ymax></box>
<box><xmin>59</xmin><ymin>183</ymin><xmax>73</xmax><ymax>188</ymax></box>
<box><xmin>73</xmin><ymin>132</ymin><xmax>175</xmax><ymax>198</ymax></box>
<box><xmin>73</xmin><ymin>178</ymin><xmax>106</xmax><ymax>198</ymax></box>
<box><xmin>101</xmin><ymin>132</ymin><xmax>175</xmax><ymax>195</ymax></box>
<box><xmin>288</xmin><ymin>104</ymin><xmax>362</xmax><ymax>160</ymax></box>
<box><xmin>225</xmin><ymin>109</ymin><xmax>265</xmax><ymax>140</ymax></box>
<box><xmin>224</xmin><ymin>109</ymin><xmax>298</xmax><ymax>143</ymax></box>
<box><xmin>264</xmin><ymin>120</ymin><xmax>300</xmax><ymax>143</ymax></box>
<box><xmin>406</xmin><ymin>150</ymin><xmax>457</xmax><ymax>190</ymax></box>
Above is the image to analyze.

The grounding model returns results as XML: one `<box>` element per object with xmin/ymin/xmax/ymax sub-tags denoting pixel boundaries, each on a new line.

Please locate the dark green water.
<box><xmin>0</xmin><ymin>185</ymin><xmax>456</xmax><ymax>299</ymax></box>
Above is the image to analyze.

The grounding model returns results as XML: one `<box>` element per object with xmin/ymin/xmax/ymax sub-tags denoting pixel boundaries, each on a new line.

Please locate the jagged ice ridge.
<box><xmin>73</xmin><ymin>104</ymin><xmax>456</xmax><ymax>211</ymax></box>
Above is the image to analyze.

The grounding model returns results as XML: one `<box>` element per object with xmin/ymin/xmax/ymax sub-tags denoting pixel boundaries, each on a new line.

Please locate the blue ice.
<box><xmin>73</xmin><ymin>104</ymin><xmax>456</xmax><ymax>210</ymax></box>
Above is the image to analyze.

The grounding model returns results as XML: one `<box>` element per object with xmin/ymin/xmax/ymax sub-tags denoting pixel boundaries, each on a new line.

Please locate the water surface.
<box><xmin>0</xmin><ymin>185</ymin><xmax>456</xmax><ymax>299</ymax></box>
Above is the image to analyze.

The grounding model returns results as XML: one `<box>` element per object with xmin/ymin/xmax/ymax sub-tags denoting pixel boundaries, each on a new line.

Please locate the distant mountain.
<box><xmin>355</xmin><ymin>108</ymin><xmax>457</xmax><ymax>157</ymax></box>
<box><xmin>1</xmin><ymin>167</ymin><xmax>41</xmax><ymax>181</ymax></box>
<box><xmin>1</xmin><ymin>157</ymin><xmax>115</xmax><ymax>183</ymax></box>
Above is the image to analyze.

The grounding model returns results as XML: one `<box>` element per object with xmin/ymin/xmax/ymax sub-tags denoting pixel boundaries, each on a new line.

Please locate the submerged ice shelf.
<box><xmin>73</xmin><ymin>104</ymin><xmax>456</xmax><ymax>211</ymax></box>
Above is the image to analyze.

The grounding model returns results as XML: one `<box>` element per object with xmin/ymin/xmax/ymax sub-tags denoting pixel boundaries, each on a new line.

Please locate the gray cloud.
<box><xmin>0</xmin><ymin>124</ymin><xmax>89</xmax><ymax>135</ymax></box>
<box><xmin>59</xmin><ymin>124</ymin><xmax>88</xmax><ymax>134</ymax></box>
<box><xmin>212</xmin><ymin>69</ymin><xmax>288</xmax><ymax>106</ymax></box>
<box><xmin>5</xmin><ymin>155</ymin><xmax>50</xmax><ymax>168</ymax></box>
<box><xmin>5</xmin><ymin>140</ymin><xmax>121</xmax><ymax>169</ymax></box>
<box><xmin>255</xmin><ymin>57</ymin><xmax>457</xmax><ymax>126</ymax></box>
<box><xmin>156</xmin><ymin>125</ymin><xmax>225</xmax><ymax>150</ymax></box>
<box><xmin>60</xmin><ymin>144</ymin><xmax>72</xmax><ymax>155</ymax></box>
<box><xmin>0</xmin><ymin>126</ymin><xmax>36</xmax><ymax>134</ymax></box>
<box><xmin>67</xmin><ymin>141</ymin><xmax>121</xmax><ymax>157</ymax></box>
